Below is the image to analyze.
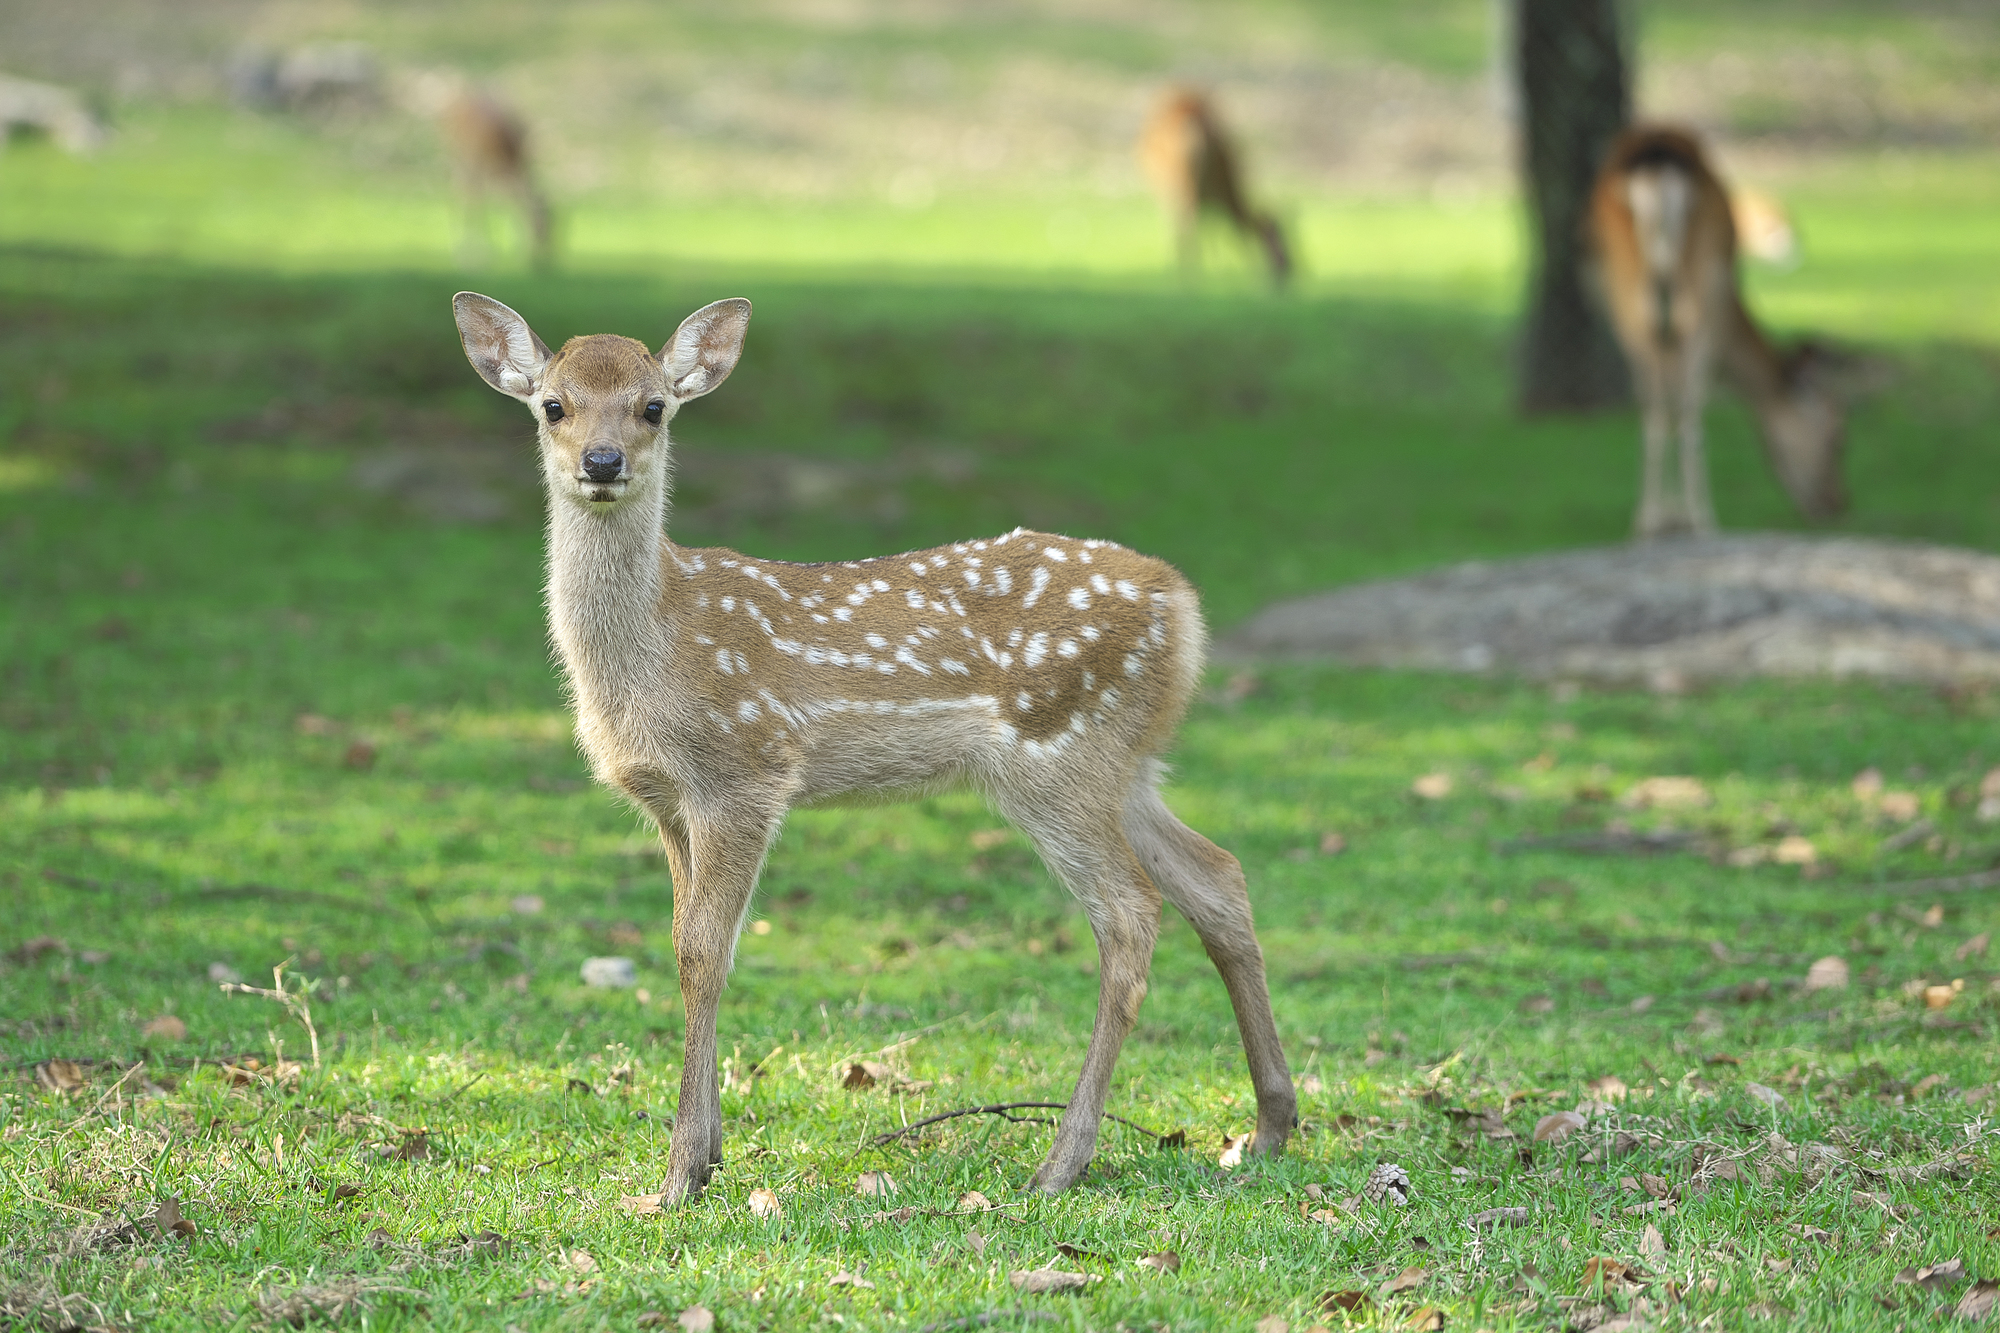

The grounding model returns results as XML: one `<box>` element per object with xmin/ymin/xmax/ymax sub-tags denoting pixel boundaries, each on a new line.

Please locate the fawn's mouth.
<box><xmin>578</xmin><ymin>478</ymin><xmax>628</xmax><ymax>503</ymax></box>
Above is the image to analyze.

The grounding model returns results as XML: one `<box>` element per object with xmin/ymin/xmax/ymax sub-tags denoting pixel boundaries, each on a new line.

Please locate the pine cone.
<box><xmin>1363</xmin><ymin>1162</ymin><xmax>1411</xmax><ymax>1205</ymax></box>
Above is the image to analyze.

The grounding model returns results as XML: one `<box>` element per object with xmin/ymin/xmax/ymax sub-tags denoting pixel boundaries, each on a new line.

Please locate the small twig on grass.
<box><xmin>440</xmin><ymin>1071</ymin><xmax>488</xmax><ymax>1102</ymax></box>
<box><xmin>1862</xmin><ymin>868</ymin><xmax>2000</xmax><ymax>896</ymax></box>
<box><xmin>220</xmin><ymin>957</ymin><xmax>321</xmax><ymax>1068</ymax></box>
<box><xmin>868</xmin><ymin>1102</ymin><xmax>1175</xmax><ymax>1148</ymax></box>
<box><xmin>918</xmin><ymin>1311</ymin><xmax>1060</xmax><ymax>1333</ymax></box>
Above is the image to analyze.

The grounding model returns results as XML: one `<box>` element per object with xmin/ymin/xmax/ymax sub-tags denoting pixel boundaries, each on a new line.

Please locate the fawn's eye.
<box><xmin>643</xmin><ymin>401</ymin><xmax>664</xmax><ymax>425</ymax></box>
<box><xmin>542</xmin><ymin>400</ymin><xmax>564</xmax><ymax>423</ymax></box>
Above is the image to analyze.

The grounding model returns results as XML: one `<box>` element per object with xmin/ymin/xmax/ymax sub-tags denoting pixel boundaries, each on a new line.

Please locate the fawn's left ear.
<box><xmin>660</xmin><ymin>298</ymin><xmax>751</xmax><ymax>401</ymax></box>
<box><xmin>453</xmin><ymin>292</ymin><xmax>553</xmax><ymax>401</ymax></box>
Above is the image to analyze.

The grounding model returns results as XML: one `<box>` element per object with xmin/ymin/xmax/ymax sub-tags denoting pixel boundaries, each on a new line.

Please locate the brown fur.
<box><xmin>451</xmin><ymin>294</ymin><xmax>1296</xmax><ymax>1205</ymax></box>
<box><xmin>1588</xmin><ymin>125</ymin><xmax>1845</xmax><ymax>537</ymax></box>
<box><xmin>1138</xmin><ymin>89</ymin><xmax>1290</xmax><ymax>286</ymax></box>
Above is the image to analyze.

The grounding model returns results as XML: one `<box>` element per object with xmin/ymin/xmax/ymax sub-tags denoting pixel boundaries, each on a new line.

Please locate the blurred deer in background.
<box><xmin>1588</xmin><ymin>125</ymin><xmax>1845</xmax><ymax>539</ymax></box>
<box><xmin>409</xmin><ymin>73</ymin><xmax>553</xmax><ymax>268</ymax></box>
<box><xmin>1139</xmin><ymin>89</ymin><xmax>1290</xmax><ymax>287</ymax></box>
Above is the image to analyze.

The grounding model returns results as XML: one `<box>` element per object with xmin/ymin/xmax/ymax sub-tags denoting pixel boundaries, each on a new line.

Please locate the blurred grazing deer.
<box><xmin>451</xmin><ymin>292</ymin><xmax>1295</xmax><ymax>1206</ymax></box>
<box><xmin>1588</xmin><ymin>125</ymin><xmax>1845</xmax><ymax>539</ymax></box>
<box><xmin>1139</xmin><ymin>89</ymin><xmax>1290</xmax><ymax>286</ymax></box>
<box><xmin>422</xmin><ymin>78</ymin><xmax>552</xmax><ymax>268</ymax></box>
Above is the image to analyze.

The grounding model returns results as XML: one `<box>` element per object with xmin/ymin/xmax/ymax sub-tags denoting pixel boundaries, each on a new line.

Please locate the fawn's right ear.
<box><xmin>453</xmin><ymin>292</ymin><xmax>553</xmax><ymax>401</ymax></box>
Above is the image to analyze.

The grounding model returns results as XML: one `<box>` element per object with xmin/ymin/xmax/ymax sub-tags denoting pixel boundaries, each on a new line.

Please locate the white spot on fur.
<box><xmin>1124</xmin><ymin>653</ymin><xmax>1143</xmax><ymax>677</ymax></box>
<box><xmin>737</xmin><ymin>700</ymin><xmax>760</xmax><ymax>722</ymax></box>
<box><xmin>1081</xmin><ymin>625</ymin><xmax>1101</xmax><ymax>642</ymax></box>
<box><xmin>1015</xmin><ymin>691</ymin><xmax>1032</xmax><ymax>710</ymax></box>
<box><xmin>905</xmin><ymin>588</ymin><xmax>926</xmax><ymax>609</ymax></box>
<box><xmin>894</xmin><ymin>646</ymin><xmax>931</xmax><ymax>675</ymax></box>
<box><xmin>1115</xmin><ymin>580</ymin><xmax>1139</xmax><ymax>600</ymax></box>
<box><xmin>721</xmin><ymin>596</ymin><xmax>736</xmax><ymax>611</ymax></box>
<box><xmin>993</xmin><ymin>568</ymin><xmax>1013</xmax><ymax>594</ymax></box>
<box><xmin>1058</xmin><ymin>638</ymin><xmax>1079</xmax><ymax>658</ymax></box>
<box><xmin>872</xmin><ymin>578</ymin><xmax>890</xmax><ymax>593</ymax></box>
<box><xmin>941</xmin><ymin>658</ymin><xmax>970</xmax><ymax>675</ymax></box>
<box><xmin>1082</xmin><ymin>670</ymin><xmax>1096</xmax><ymax>690</ymax></box>
<box><xmin>1023</xmin><ymin>566</ymin><xmax>1050</xmax><ymax>608</ymax></box>
<box><xmin>1067</xmin><ymin>586</ymin><xmax>1091</xmax><ymax>610</ymax></box>
<box><xmin>716</xmin><ymin>649</ymin><xmax>734</xmax><ymax>674</ymax></box>
<box><xmin>834</xmin><ymin>607</ymin><xmax>853</xmax><ymax>622</ymax></box>
<box><xmin>865</xmin><ymin>633</ymin><xmax>889</xmax><ymax>649</ymax></box>
<box><xmin>1089</xmin><ymin>574</ymin><xmax>1111</xmax><ymax>595</ymax></box>
<box><xmin>1024</xmin><ymin>632</ymin><xmax>1049</xmax><ymax>667</ymax></box>
<box><xmin>1043</xmin><ymin>546</ymin><xmax>1068</xmax><ymax>562</ymax></box>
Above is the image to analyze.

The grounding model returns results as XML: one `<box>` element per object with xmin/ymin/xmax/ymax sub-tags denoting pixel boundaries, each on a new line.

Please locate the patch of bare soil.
<box><xmin>1216</xmin><ymin>535</ymin><xmax>2000</xmax><ymax>685</ymax></box>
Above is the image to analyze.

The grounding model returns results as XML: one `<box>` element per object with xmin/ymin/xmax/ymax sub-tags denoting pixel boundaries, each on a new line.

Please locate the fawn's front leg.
<box><xmin>658</xmin><ymin>814</ymin><xmax>769</xmax><ymax>1205</ymax></box>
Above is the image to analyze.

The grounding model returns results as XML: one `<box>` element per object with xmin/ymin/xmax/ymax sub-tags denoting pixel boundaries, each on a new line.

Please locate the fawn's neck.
<box><xmin>544</xmin><ymin>470</ymin><xmax>676</xmax><ymax>722</ymax></box>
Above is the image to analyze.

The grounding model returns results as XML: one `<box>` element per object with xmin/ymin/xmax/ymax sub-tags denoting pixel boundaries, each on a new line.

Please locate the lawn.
<box><xmin>8</xmin><ymin>6</ymin><xmax>2000</xmax><ymax>1328</ymax></box>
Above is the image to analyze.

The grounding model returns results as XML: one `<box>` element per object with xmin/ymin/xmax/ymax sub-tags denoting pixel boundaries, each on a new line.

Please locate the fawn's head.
<box><xmin>452</xmin><ymin>293</ymin><xmax>751</xmax><ymax>508</ymax></box>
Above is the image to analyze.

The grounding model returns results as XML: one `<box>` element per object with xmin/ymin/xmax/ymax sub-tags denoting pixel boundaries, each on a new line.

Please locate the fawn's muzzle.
<box><xmin>581</xmin><ymin>447</ymin><xmax>625</xmax><ymax>482</ymax></box>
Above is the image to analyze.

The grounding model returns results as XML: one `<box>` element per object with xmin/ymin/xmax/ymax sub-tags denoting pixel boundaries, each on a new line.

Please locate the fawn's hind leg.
<box><xmin>996</xmin><ymin>795</ymin><xmax>1163</xmax><ymax>1195</ymax></box>
<box><xmin>1123</xmin><ymin>766</ymin><xmax>1295</xmax><ymax>1155</ymax></box>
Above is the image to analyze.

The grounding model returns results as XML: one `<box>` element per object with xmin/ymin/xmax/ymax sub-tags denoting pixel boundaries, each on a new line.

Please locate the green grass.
<box><xmin>8</xmin><ymin>26</ymin><xmax>2000</xmax><ymax>1327</ymax></box>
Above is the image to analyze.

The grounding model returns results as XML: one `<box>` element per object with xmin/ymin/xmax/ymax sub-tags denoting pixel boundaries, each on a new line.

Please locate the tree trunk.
<box><xmin>1516</xmin><ymin>0</ymin><xmax>1632</xmax><ymax>413</ymax></box>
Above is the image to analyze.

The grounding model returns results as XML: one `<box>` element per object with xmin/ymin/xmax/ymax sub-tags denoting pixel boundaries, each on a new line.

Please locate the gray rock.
<box><xmin>1216</xmin><ymin>534</ymin><xmax>2000</xmax><ymax>684</ymax></box>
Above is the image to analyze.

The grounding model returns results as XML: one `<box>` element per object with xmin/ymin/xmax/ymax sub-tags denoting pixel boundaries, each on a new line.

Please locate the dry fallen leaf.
<box><xmin>1925</xmin><ymin>981</ymin><xmax>1964</xmax><ymax>1010</ymax></box>
<box><xmin>1880</xmin><ymin>790</ymin><xmax>1921</xmax><ymax>821</ymax></box>
<box><xmin>1253</xmin><ymin>1318</ymin><xmax>1289</xmax><ymax>1333</ymax></box>
<box><xmin>330</xmin><ymin>1183</ymin><xmax>364</xmax><ymax>1202</ymax></box>
<box><xmin>1897</xmin><ymin>1258</ymin><xmax>1966</xmax><ymax>1290</ymax></box>
<box><xmin>1954</xmin><ymin>1280</ymin><xmax>2000</xmax><ymax>1322</ymax></box>
<box><xmin>564</xmin><ymin>1250</ymin><xmax>597</xmax><ymax>1276</ymax></box>
<box><xmin>1411</xmin><ymin>772</ymin><xmax>1453</xmax><ymax>800</ymax></box>
<box><xmin>747</xmin><ymin>1187</ymin><xmax>783</xmax><ymax>1219</ymax></box>
<box><xmin>1519</xmin><ymin>994</ymin><xmax>1555</xmax><ymax>1015</ymax></box>
<box><xmin>1533</xmin><ymin>1110</ymin><xmax>1587</xmax><ymax>1144</ymax></box>
<box><xmin>1803</xmin><ymin>955</ymin><xmax>1850</xmax><ymax>992</ymax></box>
<box><xmin>1958</xmin><ymin>932</ymin><xmax>1991</xmax><ymax>962</ymax></box>
<box><xmin>855</xmin><ymin>1171</ymin><xmax>898</xmax><ymax>1198</ymax></box>
<box><xmin>151</xmin><ymin>1197</ymin><xmax>198</xmax><ymax>1239</ymax></box>
<box><xmin>1773</xmin><ymin>835</ymin><xmax>1817</xmax><ymax>866</ymax></box>
<box><xmin>620</xmin><ymin>1193</ymin><xmax>665</xmax><ymax>1215</ymax></box>
<box><xmin>1622</xmin><ymin>775</ymin><xmax>1710</xmax><ymax>809</ymax></box>
<box><xmin>831</xmin><ymin>1269</ymin><xmax>876</xmax><ymax>1290</ymax></box>
<box><xmin>35</xmin><ymin>1060</ymin><xmax>86</xmax><ymax>1094</ymax></box>
<box><xmin>1321</xmin><ymin>1289</ymin><xmax>1373</xmax><ymax>1315</ymax></box>
<box><xmin>955</xmin><ymin>1190</ymin><xmax>991</xmax><ymax>1213</ymax></box>
<box><xmin>843</xmin><ymin>1060</ymin><xmax>891</xmax><ymax>1090</ymax></box>
<box><xmin>1640</xmin><ymin>1223</ymin><xmax>1668</xmax><ymax>1266</ymax></box>
<box><xmin>1746</xmin><ymin>1082</ymin><xmax>1788</xmax><ymax>1109</ymax></box>
<box><xmin>677</xmin><ymin>1306</ymin><xmax>715</xmax><ymax>1333</ymax></box>
<box><xmin>1218</xmin><ymin>1132</ymin><xmax>1250</xmax><ymax>1169</ymax></box>
<box><xmin>1852</xmin><ymin>766</ymin><xmax>1884</xmax><ymax>799</ymax></box>
<box><xmin>1403</xmin><ymin>1308</ymin><xmax>1445</xmax><ymax>1332</ymax></box>
<box><xmin>1137</xmin><ymin>1250</ymin><xmax>1181</xmax><ymax>1274</ymax></box>
<box><xmin>1586</xmin><ymin>1075</ymin><xmax>1629</xmax><ymax>1101</ymax></box>
<box><xmin>141</xmin><ymin>1015</ymin><xmax>188</xmax><ymax>1041</ymax></box>
<box><xmin>1378</xmin><ymin>1266</ymin><xmax>1428</xmax><ymax>1297</ymax></box>
<box><xmin>1580</xmin><ymin>1257</ymin><xmax>1638</xmax><ymax>1293</ymax></box>
<box><xmin>1470</xmin><ymin>1207</ymin><xmax>1531</xmax><ymax>1229</ymax></box>
<box><xmin>1319</xmin><ymin>831</ymin><xmax>1347</xmax><ymax>855</ymax></box>
<box><xmin>1009</xmin><ymin>1269</ymin><xmax>1095</xmax><ymax>1294</ymax></box>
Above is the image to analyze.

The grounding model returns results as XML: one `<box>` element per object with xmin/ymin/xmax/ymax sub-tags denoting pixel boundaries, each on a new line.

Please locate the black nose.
<box><xmin>581</xmin><ymin>448</ymin><xmax>624</xmax><ymax>482</ymax></box>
